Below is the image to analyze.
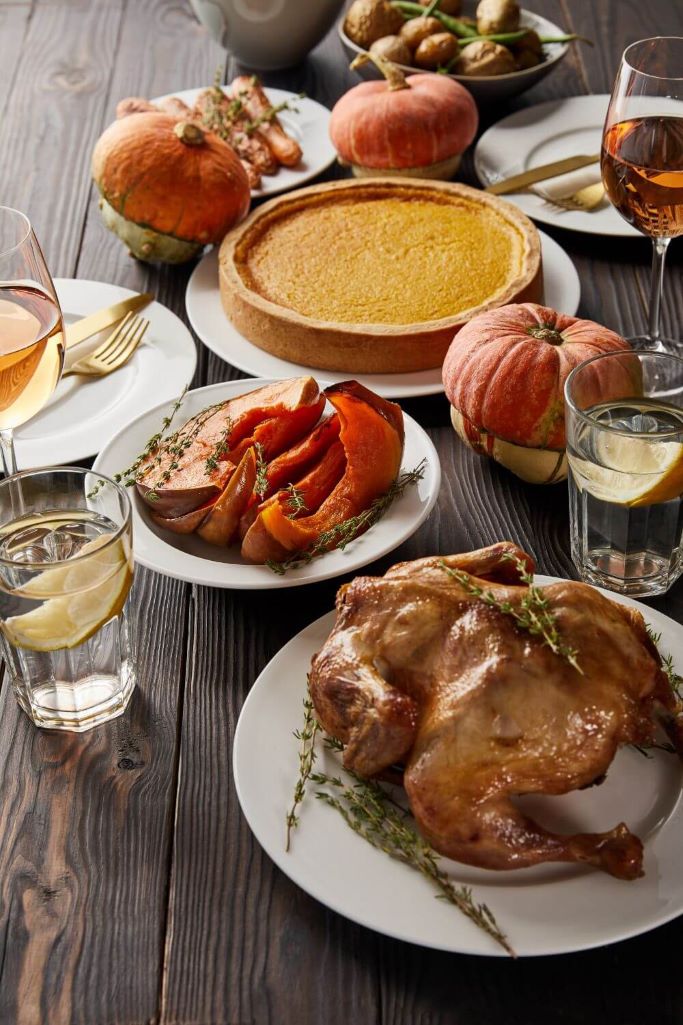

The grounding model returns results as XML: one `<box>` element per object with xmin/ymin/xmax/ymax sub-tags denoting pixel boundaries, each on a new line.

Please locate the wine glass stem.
<box><xmin>647</xmin><ymin>237</ymin><xmax>671</xmax><ymax>345</ymax></box>
<box><xmin>0</xmin><ymin>429</ymin><xmax>24</xmax><ymax>515</ymax></box>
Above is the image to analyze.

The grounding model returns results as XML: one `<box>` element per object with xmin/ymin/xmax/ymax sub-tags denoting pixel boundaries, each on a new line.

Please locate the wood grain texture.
<box><xmin>1</xmin><ymin>1</ymin><xmax>683</xmax><ymax>1023</ymax></box>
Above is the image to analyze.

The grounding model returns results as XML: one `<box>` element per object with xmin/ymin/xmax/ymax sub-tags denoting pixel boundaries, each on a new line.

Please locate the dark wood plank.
<box><xmin>0</xmin><ymin>0</ymin><xmax>124</xmax><ymax>276</ymax></box>
<box><xmin>0</xmin><ymin>569</ymin><xmax>190</xmax><ymax>1025</ymax></box>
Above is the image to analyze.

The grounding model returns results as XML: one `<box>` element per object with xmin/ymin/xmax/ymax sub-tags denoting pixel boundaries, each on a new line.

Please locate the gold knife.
<box><xmin>484</xmin><ymin>154</ymin><xmax>601</xmax><ymax>196</ymax></box>
<box><xmin>64</xmin><ymin>292</ymin><xmax>154</xmax><ymax>349</ymax></box>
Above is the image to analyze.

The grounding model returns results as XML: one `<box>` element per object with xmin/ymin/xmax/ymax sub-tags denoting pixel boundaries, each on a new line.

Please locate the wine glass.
<box><xmin>601</xmin><ymin>37</ymin><xmax>683</xmax><ymax>354</ymax></box>
<box><xmin>0</xmin><ymin>207</ymin><xmax>64</xmax><ymax>478</ymax></box>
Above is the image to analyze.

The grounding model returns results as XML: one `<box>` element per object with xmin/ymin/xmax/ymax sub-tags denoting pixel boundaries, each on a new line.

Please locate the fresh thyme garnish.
<box><xmin>284</xmin><ymin>483</ymin><xmax>307</xmax><ymax>518</ymax></box>
<box><xmin>204</xmin><ymin>416</ymin><xmax>234</xmax><ymax>476</ymax></box>
<box><xmin>647</xmin><ymin>627</ymin><xmax>683</xmax><ymax>704</ymax></box>
<box><xmin>87</xmin><ymin>389</ymin><xmax>189</xmax><ymax>498</ymax></box>
<box><xmin>285</xmin><ymin>694</ymin><xmax>319</xmax><ymax>852</ymax></box>
<box><xmin>439</xmin><ymin>553</ymin><xmax>582</xmax><ymax>674</ymax></box>
<box><xmin>266</xmin><ymin>460</ymin><xmax>426</xmax><ymax>575</ymax></box>
<box><xmin>254</xmin><ymin>442</ymin><xmax>268</xmax><ymax>498</ymax></box>
<box><xmin>287</xmin><ymin>695</ymin><xmax>514</xmax><ymax>956</ymax></box>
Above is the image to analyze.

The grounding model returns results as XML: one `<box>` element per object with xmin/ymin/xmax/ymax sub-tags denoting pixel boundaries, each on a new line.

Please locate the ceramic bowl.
<box><xmin>338</xmin><ymin>8</ymin><xmax>570</xmax><ymax>105</ymax></box>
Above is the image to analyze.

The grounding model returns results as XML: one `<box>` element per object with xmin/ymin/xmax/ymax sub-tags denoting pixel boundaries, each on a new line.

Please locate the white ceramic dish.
<box><xmin>185</xmin><ymin>231</ymin><xmax>580</xmax><ymax>400</ymax></box>
<box><xmin>152</xmin><ymin>87</ymin><xmax>336</xmax><ymax>199</ymax></box>
<box><xmin>475</xmin><ymin>95</ymin><xmax>641</xmax><ymax>238</ymax></box>
<box><xmin>233</xmin><ymin>582</ymin><xmax>683</xmax><ymax>957</ymax></box>
<box><xmin>338</xmin><ymin>9</ymin><xmax>569</xmax><ymax>105</ymax></box>
<box><xmin>93</xmin><ymin>378</ymin><xmax>441</xmax><ymax>590</ymax></box>
<box><xmin>15</xmin><ymin>279</ymin><xmax>197</xmax><ymax>470</ymax></box>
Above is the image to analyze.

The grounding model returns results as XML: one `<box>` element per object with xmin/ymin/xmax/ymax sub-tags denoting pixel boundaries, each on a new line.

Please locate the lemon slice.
<box><xmin>3</xmin><ymin>536</ymin><xmax>132</xmax><ymax>652</ymax></box>
<box><xmin>569</xmin><ymin>433</ymin><xmax>683</xmax><ymax>507</ymax></box>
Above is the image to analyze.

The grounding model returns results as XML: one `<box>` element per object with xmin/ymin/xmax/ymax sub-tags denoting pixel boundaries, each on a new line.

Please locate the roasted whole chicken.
<box><xmin>310</xmin><ymin>542</ymin><xmax>683</xmax><ymax>880</ymax></box>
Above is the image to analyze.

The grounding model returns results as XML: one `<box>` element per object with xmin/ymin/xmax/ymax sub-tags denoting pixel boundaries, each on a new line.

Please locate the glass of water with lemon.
<box><xmin>565</xmin><ymin>350</ymin><xmax>683</xmax><ymax>597</ymax></box>
<box><xmin>0</xmin><ymin>468</ymin><xmax>135</xmax><ymax>730</ymax></box>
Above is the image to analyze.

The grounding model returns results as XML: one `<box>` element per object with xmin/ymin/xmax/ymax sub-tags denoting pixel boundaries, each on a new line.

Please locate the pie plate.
<box><xmin>233</xmin><ymin>581</ymin><xmax>683</xmax><ymax>956</ymax></box>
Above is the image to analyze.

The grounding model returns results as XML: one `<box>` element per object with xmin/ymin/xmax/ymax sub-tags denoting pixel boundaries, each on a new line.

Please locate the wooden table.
<box><xmin>1</xmin><ymin>1</ymin><xmax>682</xmax><ymax>1022</ymax></box>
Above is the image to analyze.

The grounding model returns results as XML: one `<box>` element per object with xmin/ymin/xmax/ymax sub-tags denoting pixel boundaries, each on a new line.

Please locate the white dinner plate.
<box><xmin>234</xmin><ymin>581</ymin><xmax>683</xmax><ymax>957</ymax></box>
<box><xmin>475</xmin><ymin>95</ymin><xmax>640</xmax><ymax>238</ymax></box>
<box><xmin>15</xmin><ymin>279</ymin><xmax>197</xmax><ymax>470</ymax></box>
<box><xmin>152</xmin><ymin>86</ymin><xmax>336</xmax><ymax>200</ymax></box>
<box><xmin>93</xmin><ymin>378</ymin><xmax>440</xmax><ymax>590</ymax></box>
<box><xmin>185</xmin><ymin>232</ymin><xmax>580</xmax><ymax>400</ymax></box>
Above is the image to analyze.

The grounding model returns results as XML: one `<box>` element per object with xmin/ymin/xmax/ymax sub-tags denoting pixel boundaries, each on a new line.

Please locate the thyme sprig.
<box><xmin>439</xmin><ymin>553</ymin><xmax>582</xmax><ymax>673</ymax></box>
<box><xmin>287</xmin><ymin>697</ymin><xmax>513</xmax><ymax>956</ymax></box>
<box><xmin>312</xmin><ymin>772</ymin><xmax>514</xmax><ymax>957</ymax></box>
<box><xmin>285</xmin><ymin>694</ymin><xmax>319</xmax><ymax>851</ymax></box>
<box><xmin>254</xmin><ymin>442</ymin><xmax>268</xmax><ymax>498</ymax></box>
<box><xmin>284</xmin><ymin>483</ymin><xmax>307</xmax><ymax>518</ymax></box>
<box><xmin>205</xmin><ymin>416</ymin><xmax>234</xmax><ymax>475</ymax></box>
<box><xmin>266</xmin><ymin>461</ymin><xmax>426</xmax><ymax>575</ymax></box>
<box><xmin>647</xmin><ymin>628</ymin><xmax>683</xmax><ymax>703</ymax></box>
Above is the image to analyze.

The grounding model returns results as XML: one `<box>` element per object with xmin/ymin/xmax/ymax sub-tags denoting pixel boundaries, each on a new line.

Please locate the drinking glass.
<box><xmin>565</xmin><ymin>350</ymin><xmax>683</xmax><ymax>597</ymax></box>
<box><xmin>601</xmin><ymin>37</ymin><xmax>683</xmax><ymax>354</ymax></box>
<box><xmin>0</xmin><ymin>206</ymin><xmax>64</xmax><ymax>476</ymax></box>
<box><xmin>0</xmin><ymin>467</ymin><xmax>136</xmax><ymax>731</ymax></box>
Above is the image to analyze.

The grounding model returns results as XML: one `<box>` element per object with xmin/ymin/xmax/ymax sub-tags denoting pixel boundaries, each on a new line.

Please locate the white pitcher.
<box><xmin>189</xmin><ymin>0</ymin><xmax>346</xmax><ymax>70</ymax></box>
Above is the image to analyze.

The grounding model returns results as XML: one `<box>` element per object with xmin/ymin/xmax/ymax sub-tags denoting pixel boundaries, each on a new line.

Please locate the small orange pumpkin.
<box><xmin>329</xmin><ymin>54</ymin><xmax>478</xmax><ymax>180</ymax></box>
<box><xmin>92</xmin><ymin>112</ymin><xmax>251</xmax><ymax>263</ymax></box>
<box><xmin>442</xmin><ymin>303</ymin><xmax>631</xmax><ymax>484</ymax></box>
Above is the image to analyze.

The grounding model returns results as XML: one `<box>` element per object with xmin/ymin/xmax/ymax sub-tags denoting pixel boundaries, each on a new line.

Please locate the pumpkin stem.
<box><xmin>174</xmin><ymin>121</ymin><xmax>205</xmax><ymax>146</ymax></box>
<box><xmin>350</xmin><ymin>53</ymin><xmax>410</xmax><ymax>91</ymax></box>
<box><xmin>527</xmin><ymin>324</ymin><xmax>564</xmax><ymax>345</ymax></box>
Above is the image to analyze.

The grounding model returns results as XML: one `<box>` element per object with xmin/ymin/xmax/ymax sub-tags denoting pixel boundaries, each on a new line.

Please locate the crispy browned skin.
<box><xmin>310</xmin><ymin>542</ymin><xmax>682</xmax><ymax>880</ymax></box>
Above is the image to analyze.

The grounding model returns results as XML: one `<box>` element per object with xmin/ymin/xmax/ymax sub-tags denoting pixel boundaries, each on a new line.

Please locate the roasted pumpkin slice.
<box><xmin>241</xmin><ymin>440</ymin><xmax>346</xmax><ymax>559</ymax></box>
<box><xmin>241</xmin><ymin>382</ymin><xmax>404</xmax><ymax>563</ymax></box>
<box><xmin>264</xmin><ymin>413</ymin><xmax>341</xmax><ymax>497</ymax></box>
<box><xmin>136</xmin><ymin>376</ymin><xmax>321</xmax><ymax>518</ymax></box>
<box><xmin>228</xmin><ymin>397</ymin><xmax>326</xmax><ymax>465</ymax></box>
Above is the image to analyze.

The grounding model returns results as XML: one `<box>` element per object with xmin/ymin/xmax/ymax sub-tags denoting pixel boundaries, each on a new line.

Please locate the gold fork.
<box><xmin>547</xmin><ymin>181</ymin><xmax>606</xmax><ymax>212</ymax></box>
<box><xmin>63</xmin><ymin>312</ymin><xmax>149</xmax><ymax>377</ymax></box>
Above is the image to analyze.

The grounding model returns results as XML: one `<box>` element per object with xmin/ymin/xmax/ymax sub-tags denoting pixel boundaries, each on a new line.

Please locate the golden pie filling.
<box><xmin>220</xmin><ymin>180</ymin><xmax>542</xmax><ymax>374</ymax></box>
<box><xmin>236</xmin><ymin>195</ymin><xmax>529</xmax><ymax>326</ymax></box>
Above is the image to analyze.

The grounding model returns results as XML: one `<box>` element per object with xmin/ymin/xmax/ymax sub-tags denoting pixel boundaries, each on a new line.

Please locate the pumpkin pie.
<box><xmin>219</xmin><ymin>179</ymin><xmax>543</xmax><ymax>374</ymax></box>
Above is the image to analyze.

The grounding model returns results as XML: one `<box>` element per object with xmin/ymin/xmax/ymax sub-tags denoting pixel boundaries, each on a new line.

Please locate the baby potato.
<box><xmin>454</xmin><ymin>39</ymin><xmax>517</xmax><ymax>76</ymax></box>
<box><xmin>369</xmin><ymin>34</ymin><xmax>413</xmax><ymax>64</ymax></box>
<box><xmin>414</xmin><ymin>31</ymin><xmax>459</xmax><ymax>69</ymax></box>
<box><xmin>476</xmin><ymin>0</ymin><xmax>520</xmax><ymax>35</ymax></box>
<box><xmin>400</xmin><ymin>16</ymin><xmax>443</xmax><ymax>50</ymax></box>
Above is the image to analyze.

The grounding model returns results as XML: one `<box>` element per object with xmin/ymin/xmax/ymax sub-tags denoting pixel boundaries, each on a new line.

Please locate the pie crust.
<box><xmin>219</xmin><ymin>179</ymin><xmax>543</xmax><ymax>374</ymax></box>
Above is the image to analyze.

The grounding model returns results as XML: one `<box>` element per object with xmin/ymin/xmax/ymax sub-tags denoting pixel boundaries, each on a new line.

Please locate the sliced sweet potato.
<box><xmin>241</xmin><ymin>440</ymin><xmax>346</xmax><ymax>560</ymax></box>
<box><xmin>241</xmin><ymin>382</ymin><xmax>404</xmax><ymax>563</ymax></box>
<box><xmin>228</xmin><ymin>396</ymin><xmax>325</xmax><ymax>465</ymax></box>
<box><xmin>150</xmin><ymin>498</ymin><xmax>217</xmax><ymax>535</ymax></box>
<box><xmin>136</xmin><ymin>377</ymin><xmax>321</xmax><ymax>518</ymax></box>
<box><xmin>197</xmin><ymin>448</ymin><xmax>257</xmax><ymax>546</ymax></box>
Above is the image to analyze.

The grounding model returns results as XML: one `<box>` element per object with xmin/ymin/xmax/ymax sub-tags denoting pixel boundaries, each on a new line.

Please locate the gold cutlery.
<box><xmin>63</xmin><ymin>313</ymin><xmax>149</xmax><ymax>377</ymax></box>
<box><xmin>545</xmin><ymin>181</ymin><xmax>606</xmax><ymax>212</ymax></box>
<box><xmin>484</xmin><ymin>154</ymin><xmax>601</xmax><ymax>195</ymax></box>
<box><xmin>64</xmin><ymin>292</ymin><xmax>153</xmax><ymax>349</ymax></box>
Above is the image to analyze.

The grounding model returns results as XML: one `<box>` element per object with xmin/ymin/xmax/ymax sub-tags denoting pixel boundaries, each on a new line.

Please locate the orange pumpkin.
<box><xmin>92</xmin><ymin>112</ymin><xmax>251</xmax><ymax>263</ymax></box>
<box><xmin>442</xmin><ymin>303</ymin><xmax>631</xmax><ymax>484</ymax></box>
<box><xmin>329</xmin><ymin>54</ymin><xmax>478</xmax><ymax>180</ymax></box>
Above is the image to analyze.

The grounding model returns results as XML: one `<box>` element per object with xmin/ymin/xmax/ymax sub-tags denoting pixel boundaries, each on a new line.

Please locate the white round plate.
<box><xmin>475</xmin><ymin>95</ymin><xmax>640</xmax><ymax>238</ymax></box>
<box><xmin>15</xmin><ymin>279</ymin><xmax>197</xmax><ymax>470</ymax></box>
<box><xmin>234</xmin><ymin>582</ymin><xmax>683</xmax><ymax>957</ymax></box>
<box><xmin>185</xmin><ymin>232</ymin><xmax>580</xmax><ymax>400</ymax></box>
<box><xmin>93</xmin><ymin>378</ymin><xmax>440</xmax><ymax>590</ymax></box>
<box><xmin>152</xmin><ymin>87</ymin><xmax>336</xmax><ymax>199</ymax></box>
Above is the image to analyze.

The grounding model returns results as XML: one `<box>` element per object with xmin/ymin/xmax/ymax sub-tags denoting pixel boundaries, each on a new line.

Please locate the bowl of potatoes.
<box><xmin>339</xmin><ymin>0</ymin><xmax>574</xmax><ymax>103</ymax></box>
